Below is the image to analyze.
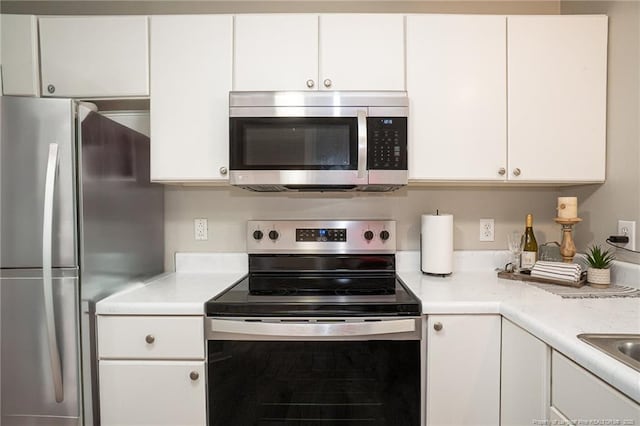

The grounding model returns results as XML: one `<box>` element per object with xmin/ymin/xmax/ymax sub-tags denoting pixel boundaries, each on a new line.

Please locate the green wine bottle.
<box><xmin>521</xmin><ymin>214</ymin><xmax>538</xmax><ymax>269</ymax></box>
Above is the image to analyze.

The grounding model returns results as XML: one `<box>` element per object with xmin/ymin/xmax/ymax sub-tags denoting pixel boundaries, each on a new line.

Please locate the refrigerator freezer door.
<box><xmin>0</xmin><ymin>96</ymin><xmax>77</xmax><ymax>268</ymax></box>
<box><xmin>1</xmin><ymin>268</ymin><xmax>81</xmax><ymax>426</ymax></box>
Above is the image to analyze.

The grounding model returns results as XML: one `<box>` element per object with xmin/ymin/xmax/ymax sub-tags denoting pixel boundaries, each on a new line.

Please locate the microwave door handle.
<box><xmin>357</xmin><ymin>110</ymin><xmax>368</xmax><ymax>179</ymax></box>
<box><xmin>209</xmin><ymin>318</ymin><xmax>416</xmax><ymax>338</ymax></box>
<box><xmin>42</xmin><ymin>143</ymin><xmax>64</xmax><ymax>403</ymax></box>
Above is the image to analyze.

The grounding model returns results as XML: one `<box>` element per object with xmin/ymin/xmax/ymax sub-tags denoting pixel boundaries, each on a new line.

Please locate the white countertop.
<box><xmin>97</xmin><ymin>251</ymin><xmax>640</xmax><ymax>403</ymax></box>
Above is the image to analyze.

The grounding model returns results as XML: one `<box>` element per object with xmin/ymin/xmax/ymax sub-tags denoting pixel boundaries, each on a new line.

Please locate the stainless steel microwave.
<box><xmin>229</xmin><ymin>91</ymin><xmax>408</xmax><ymax>192</ymax></box>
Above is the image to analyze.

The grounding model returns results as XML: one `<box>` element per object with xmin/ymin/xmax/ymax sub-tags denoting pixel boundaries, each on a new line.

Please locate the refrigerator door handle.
<box><xmin>42</xmin><ymin>143</ymin><xmax>64</xmax><ymax>403</ymax></box>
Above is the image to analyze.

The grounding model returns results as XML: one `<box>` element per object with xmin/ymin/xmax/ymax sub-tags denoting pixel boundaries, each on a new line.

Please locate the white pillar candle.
<box><xmin>557</xmin><ymin>197</ymin><xmax>578</xmax><ymax>219</ymax></box>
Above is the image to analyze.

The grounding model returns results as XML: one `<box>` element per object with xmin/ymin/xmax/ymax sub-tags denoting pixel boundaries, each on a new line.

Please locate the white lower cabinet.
<box><xmin>551</xmin><ymin>350</ymin><xmax>640</xmax><ymax>425</ymax></box>
<box><xmin>426</xmin><ymin>315</ymin><xmax>501</xmax><ymax>426</ymax></box>
<box><xmin>99</xmin><ymin>360</ymin><xmax>206</xmax><ymax>426</ymax></box>
<box><xmin>500</xmin><ymin>318</ymin><xmax>550</xmax><ymax>426</ymax></box>
<box><xmin>97</xmin><ymin>315</ymin><xmax>207</xmax><ymax>426</ymax></box>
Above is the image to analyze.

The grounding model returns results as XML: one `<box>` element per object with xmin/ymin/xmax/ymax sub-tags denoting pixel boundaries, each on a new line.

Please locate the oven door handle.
<box><xmin>209</xmin><ymin>318</ymin><xmax>416</xmax><ymax>337</ymax></box>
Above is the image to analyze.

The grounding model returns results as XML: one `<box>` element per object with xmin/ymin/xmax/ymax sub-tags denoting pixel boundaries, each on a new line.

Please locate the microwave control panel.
<box><xmin>367</xmin><ymin>117</ymin><xmax>408</xmax><ymax>170</ymax></box>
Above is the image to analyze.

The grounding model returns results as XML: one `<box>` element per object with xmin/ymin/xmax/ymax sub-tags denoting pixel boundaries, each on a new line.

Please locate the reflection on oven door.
<box><xmin>208</xmin><ymin>340</ymin><xmax>420</xmax><ymax>425</ymax></box>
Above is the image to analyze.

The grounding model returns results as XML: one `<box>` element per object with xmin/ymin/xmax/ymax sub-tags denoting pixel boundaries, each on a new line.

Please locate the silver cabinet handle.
<box><xmin>433</xmin><ymin>322</ymin><xmax>443</xmax><ymax>331</ymax></box>
<box><xmin>498</xmin><ymin>167</ymin><xmax>506</xmax><ymax>176</ymax></box>
<box><xmin>145</xmin><ymin>334</ymin><xmax>155</xmax><ymax>344</ymax></box>
<box><xmin>306</xmin><ymin>79</ymin><xmax>315</xmax><ymax>88</ymax></box>
<box><xmin>210</xmin><ymin>318</ymin><xmax>416</xmax><ymax>337</ymax></box>
<box><xmin>47</xmin><ymin>84</ymin><xmax>56</xmax><ymax>94</ymax></box>
<box><xmin>513</xmin><ymin>168</ymin><xmax>521</xmax><ymax>176</ymax></box>
<box><xmin>323</xmin><ymin>78</ymin><xmax>332</xmax><ymax>88</ymax></box>
<box><xmin>357</xmin><ymin>110</ymin><xmax>368</xmax><ymax>180</ymax></box>
<box><xmin>219</xmin><ymin>166</ymin><xmax>228</xmax><ymax>176</ymax></box>
<box><xmin>42</xmin><ymin>143</ymin><xmax>64</xmax><ymax>403</ymax></box>
<box><xmin>189</xmin><ymin>371</ymin><xmax>200</xmax><ymax>381</ymax></box>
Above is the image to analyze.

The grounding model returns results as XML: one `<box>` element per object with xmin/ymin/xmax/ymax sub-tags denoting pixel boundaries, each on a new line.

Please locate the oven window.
<box><xmin>230</xmin><ymin>117</ymin><xmax>358</xmax><ymax>170</ymax></box>
<box><xmin>208</xmin><ymin>340</ymin><xmax>420</xmax><ymax>425</ymax></box>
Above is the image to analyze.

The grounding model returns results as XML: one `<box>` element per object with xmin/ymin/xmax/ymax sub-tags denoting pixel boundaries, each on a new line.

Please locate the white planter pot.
<box><xmin>587</xmin><ymin>267</ymin><xmax>611</xmax><ymax>288</ymax></box>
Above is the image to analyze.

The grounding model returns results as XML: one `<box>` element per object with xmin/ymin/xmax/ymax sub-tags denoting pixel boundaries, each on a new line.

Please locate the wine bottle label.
<box><xmin>521</xmin><ymin>251</ymin><xmax>537</xmax><ymax>269</ymax></box>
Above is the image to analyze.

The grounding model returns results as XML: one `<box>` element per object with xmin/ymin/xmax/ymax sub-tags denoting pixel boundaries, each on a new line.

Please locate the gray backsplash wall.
<box><xmin>164</xmin><ymin>186</ymin><xmax>561</xmax><ymax>271</ymax></box>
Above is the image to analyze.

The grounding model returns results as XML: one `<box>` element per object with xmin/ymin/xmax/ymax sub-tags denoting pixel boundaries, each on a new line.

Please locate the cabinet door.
<box><xmin>234</xmin><ymin>14</ymin><xmax>318</xmax><ymax>91</ymax></box>
<box><xmin>150</xmin><ymin>15</ymin><xmax>232</xmax><ymax>182</ymax></box>
<box><xmin>426</xmin><ymin>315</ymin><xmax>501</xmax><ymax>426</ymax></box>
<box><xmin>99</xmin><ymin>360</ymin><xmax>206</xmax><ymax>426</ymax></box>
<box><xmin>1</xmin><ymin>14</ymin><xmax>40</xmax><ymax>96</ymax></box>
<box><xmin>406</xmin><ymin>15</ymin><xmax>506</xmax><ymax>181</ymax></box>
<box><xmin>552</xmin><ymin>350</ymin><xmax>639</xmax><ymax>424</ymax></box>
<box><xmin>39</xmin><ymin>16</ymin><xmax>149</xmax><ymax>97</ymax></box>
<box><xmin>319</xmin><ymin>14</ymin><xmax>405</xmax><ymax>91</ymax></box>
<box><xmin>501</xmin><ymin>318</ymin><xmax>550</xmax><ymax>426</ymax></box>
<box><xmin>507</xmin><ymin>16</ymin><xmax>607</xmax><ymax>182</ymax></box>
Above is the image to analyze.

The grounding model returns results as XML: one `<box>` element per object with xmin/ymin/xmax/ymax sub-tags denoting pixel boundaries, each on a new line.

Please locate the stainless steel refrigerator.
<box><xmin>0</xmin><ymin>96</ymin><xmax>164</xmax><ymax>425</ymax></box>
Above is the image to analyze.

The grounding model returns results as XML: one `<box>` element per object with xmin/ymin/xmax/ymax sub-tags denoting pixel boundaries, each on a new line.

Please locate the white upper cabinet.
<box><xmin>407</xmin><ymin>15</ymin><xmax>507</xmax><ymax>181</ymax></box>
<box><xmin>319</xmin><ymin>14</ymin><xmax>405</xmax><ymax>91</ymax></box>
<box><xmin>1</xmin><ymin>14</ymin><xmax>40</xmax><ymax>96</ymax></box>
<box><xmin>150</xmin><ymin>15</ymin><xmax>233</xmax><ymax>182</ymax></box>
<box><xmin>233</xmin><ymin>14</ymin><xmax>405</xmax><ymax>91</ymax></box>
<box><xmin>507</xmin><ymin>15</ymin><xmax>608</xmax><ymax>182</ymax></box>
<box><xmin>39</xmin><ymin>16</ymin><xmax>149</xmax><ymax>98</ymax></box>
<box><xmin>234</xmin><ymin>14</ymin><xmax>318</xmax><ymax>91</ymax></box>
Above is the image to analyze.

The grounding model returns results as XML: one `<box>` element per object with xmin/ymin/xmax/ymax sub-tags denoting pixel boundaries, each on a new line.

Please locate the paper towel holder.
<box><xmin>420</xmin><ymin>211</ymin><xmax>454</xmax><ymax>276</ymax></box>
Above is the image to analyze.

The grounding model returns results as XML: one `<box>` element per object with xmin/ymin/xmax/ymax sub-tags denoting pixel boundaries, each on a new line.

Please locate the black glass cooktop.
<box><xmin>206</xmin><ymin>274</ymin><xmax>421</xmax><ymax>317</ymax></box>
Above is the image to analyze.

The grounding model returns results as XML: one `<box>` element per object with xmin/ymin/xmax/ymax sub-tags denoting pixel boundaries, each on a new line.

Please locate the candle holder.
<box><xmin>554</xmin><ymin>217</ymin><xmax>582</xmax><ymax>263</ymax></box>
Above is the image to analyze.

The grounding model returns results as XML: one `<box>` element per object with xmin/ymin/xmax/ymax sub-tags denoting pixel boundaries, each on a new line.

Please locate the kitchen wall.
<box><xmin>165</xmin><ymin>186</ymin><xmax>561</xmax><ymax>270</ymax></box>
<box><xmin>560</xmin><ymin>1</ymin><xmax>640</xmax><ymax>265</ymax></box>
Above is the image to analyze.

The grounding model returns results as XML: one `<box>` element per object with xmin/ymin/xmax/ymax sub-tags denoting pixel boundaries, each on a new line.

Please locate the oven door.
<box><xmin>206</xmin><ymin>317</ymin><xmax>424</xmax><ymax>426</ymax></box>
<box><xmin>229</xmin><ymin>108</ymin><xmax>369</xmax><ymax>189</ymax></box>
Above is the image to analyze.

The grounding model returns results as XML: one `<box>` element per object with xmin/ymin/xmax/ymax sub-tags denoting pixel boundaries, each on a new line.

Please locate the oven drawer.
<box><xmin>98</xmin><ymin>316</ymin><xmax>204</xmax><ymax>360</ymax></box>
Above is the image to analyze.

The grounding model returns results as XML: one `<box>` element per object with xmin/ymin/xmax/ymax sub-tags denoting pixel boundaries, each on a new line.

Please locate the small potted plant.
<box><xmin>584</xmin><ymin>245</ymin><xmax>614</xmax><ymax>288</ymax></box>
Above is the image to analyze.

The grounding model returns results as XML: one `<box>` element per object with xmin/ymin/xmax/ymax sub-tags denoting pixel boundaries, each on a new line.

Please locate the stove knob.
<box><xmin>364</xmin><ymin>230</ymin><xmax>374</xmax><ymax>241</ymax></box>
<box><xmin>253</xmin><ymin>230</ymin><xmax>264</xmax><ymax>240</ymax></box>
<box><xmin>269</xmin><ymin>230</ymin><xmax>279</xmax><ymax>241</ymax></box>
<box><xmin>380</xmin><ymin>230</ymin><xmax>390</xmax><ymax>241</ymax></box>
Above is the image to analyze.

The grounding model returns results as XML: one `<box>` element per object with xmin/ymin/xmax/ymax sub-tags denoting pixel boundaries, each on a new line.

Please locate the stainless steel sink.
<box><xmin>578</xmin><ymin>334</ymin><xmax>640</xmax><ymax>373</ymax></box>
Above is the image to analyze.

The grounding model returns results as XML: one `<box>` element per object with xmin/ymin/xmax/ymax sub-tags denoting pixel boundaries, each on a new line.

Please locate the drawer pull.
<box><xmin>189</xmin><ymin>371</ymin><xmax>200</xmax><ymax>381</ymax></box>
<box><xmin>145</xmin><ymin>334</ymin><xmax>155</xmax><ymax>344</ymax></box>
<box><xmin>433</xmin><ymin>322</ymin><xmax>443</xmax><ymax>331</ymax></box>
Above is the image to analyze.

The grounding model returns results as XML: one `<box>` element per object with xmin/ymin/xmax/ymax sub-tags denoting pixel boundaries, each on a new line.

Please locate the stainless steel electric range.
<box><xmin>205</xmin><ymin>220</ymin><xmax>424</xmax><ymax>426</ymax></box>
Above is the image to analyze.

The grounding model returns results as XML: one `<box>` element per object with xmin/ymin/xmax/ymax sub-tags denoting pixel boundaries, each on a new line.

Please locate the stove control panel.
<box><xmin>296</xmin><ymin>228</ymin><xmax>347</xmax><ymax>242</ymax></box>
<box><xmin>248</xmin><ymin>220</ymin><xmax>396</xmax><ymax>254</ymax></box>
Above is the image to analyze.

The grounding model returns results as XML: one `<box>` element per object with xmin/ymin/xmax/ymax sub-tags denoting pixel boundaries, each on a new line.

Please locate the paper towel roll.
<box><xmin>421</xmin><ymin>214</ymin><xmax>453</xmax><ymax>275</ymax></box>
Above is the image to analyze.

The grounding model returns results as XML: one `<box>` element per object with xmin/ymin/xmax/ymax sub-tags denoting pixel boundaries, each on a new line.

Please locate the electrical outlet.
<box><xmin>617</xmin><ymin>220</ymin><xmax>636</xmax><ymax>251</ymax></box>
<box><xmin>480</xmin><ymin>218</ymin><xmax>495</xmax><ymax>242</ymax></box>
<box><xmin>194</xmin><ymin>218</ymin><xmax>208</xmax><ymax>241</ymax></box>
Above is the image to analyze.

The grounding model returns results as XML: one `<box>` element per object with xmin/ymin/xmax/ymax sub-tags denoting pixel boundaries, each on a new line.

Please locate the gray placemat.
<box><xmin>529</xmin><ymin>282</ymin><xmax>640</xmax><ymax>299</ymax></box>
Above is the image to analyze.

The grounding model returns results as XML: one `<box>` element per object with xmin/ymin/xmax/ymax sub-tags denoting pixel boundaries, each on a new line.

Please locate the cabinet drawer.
<box><xmin>98</xmin><ymin>316</ymin><xmax>204</xmax><ymax>360</ymax></box>
<box><xmin>551</xmin><ymin>351</ymin><xmax>639</xmax><ymax>423</ymax></box>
